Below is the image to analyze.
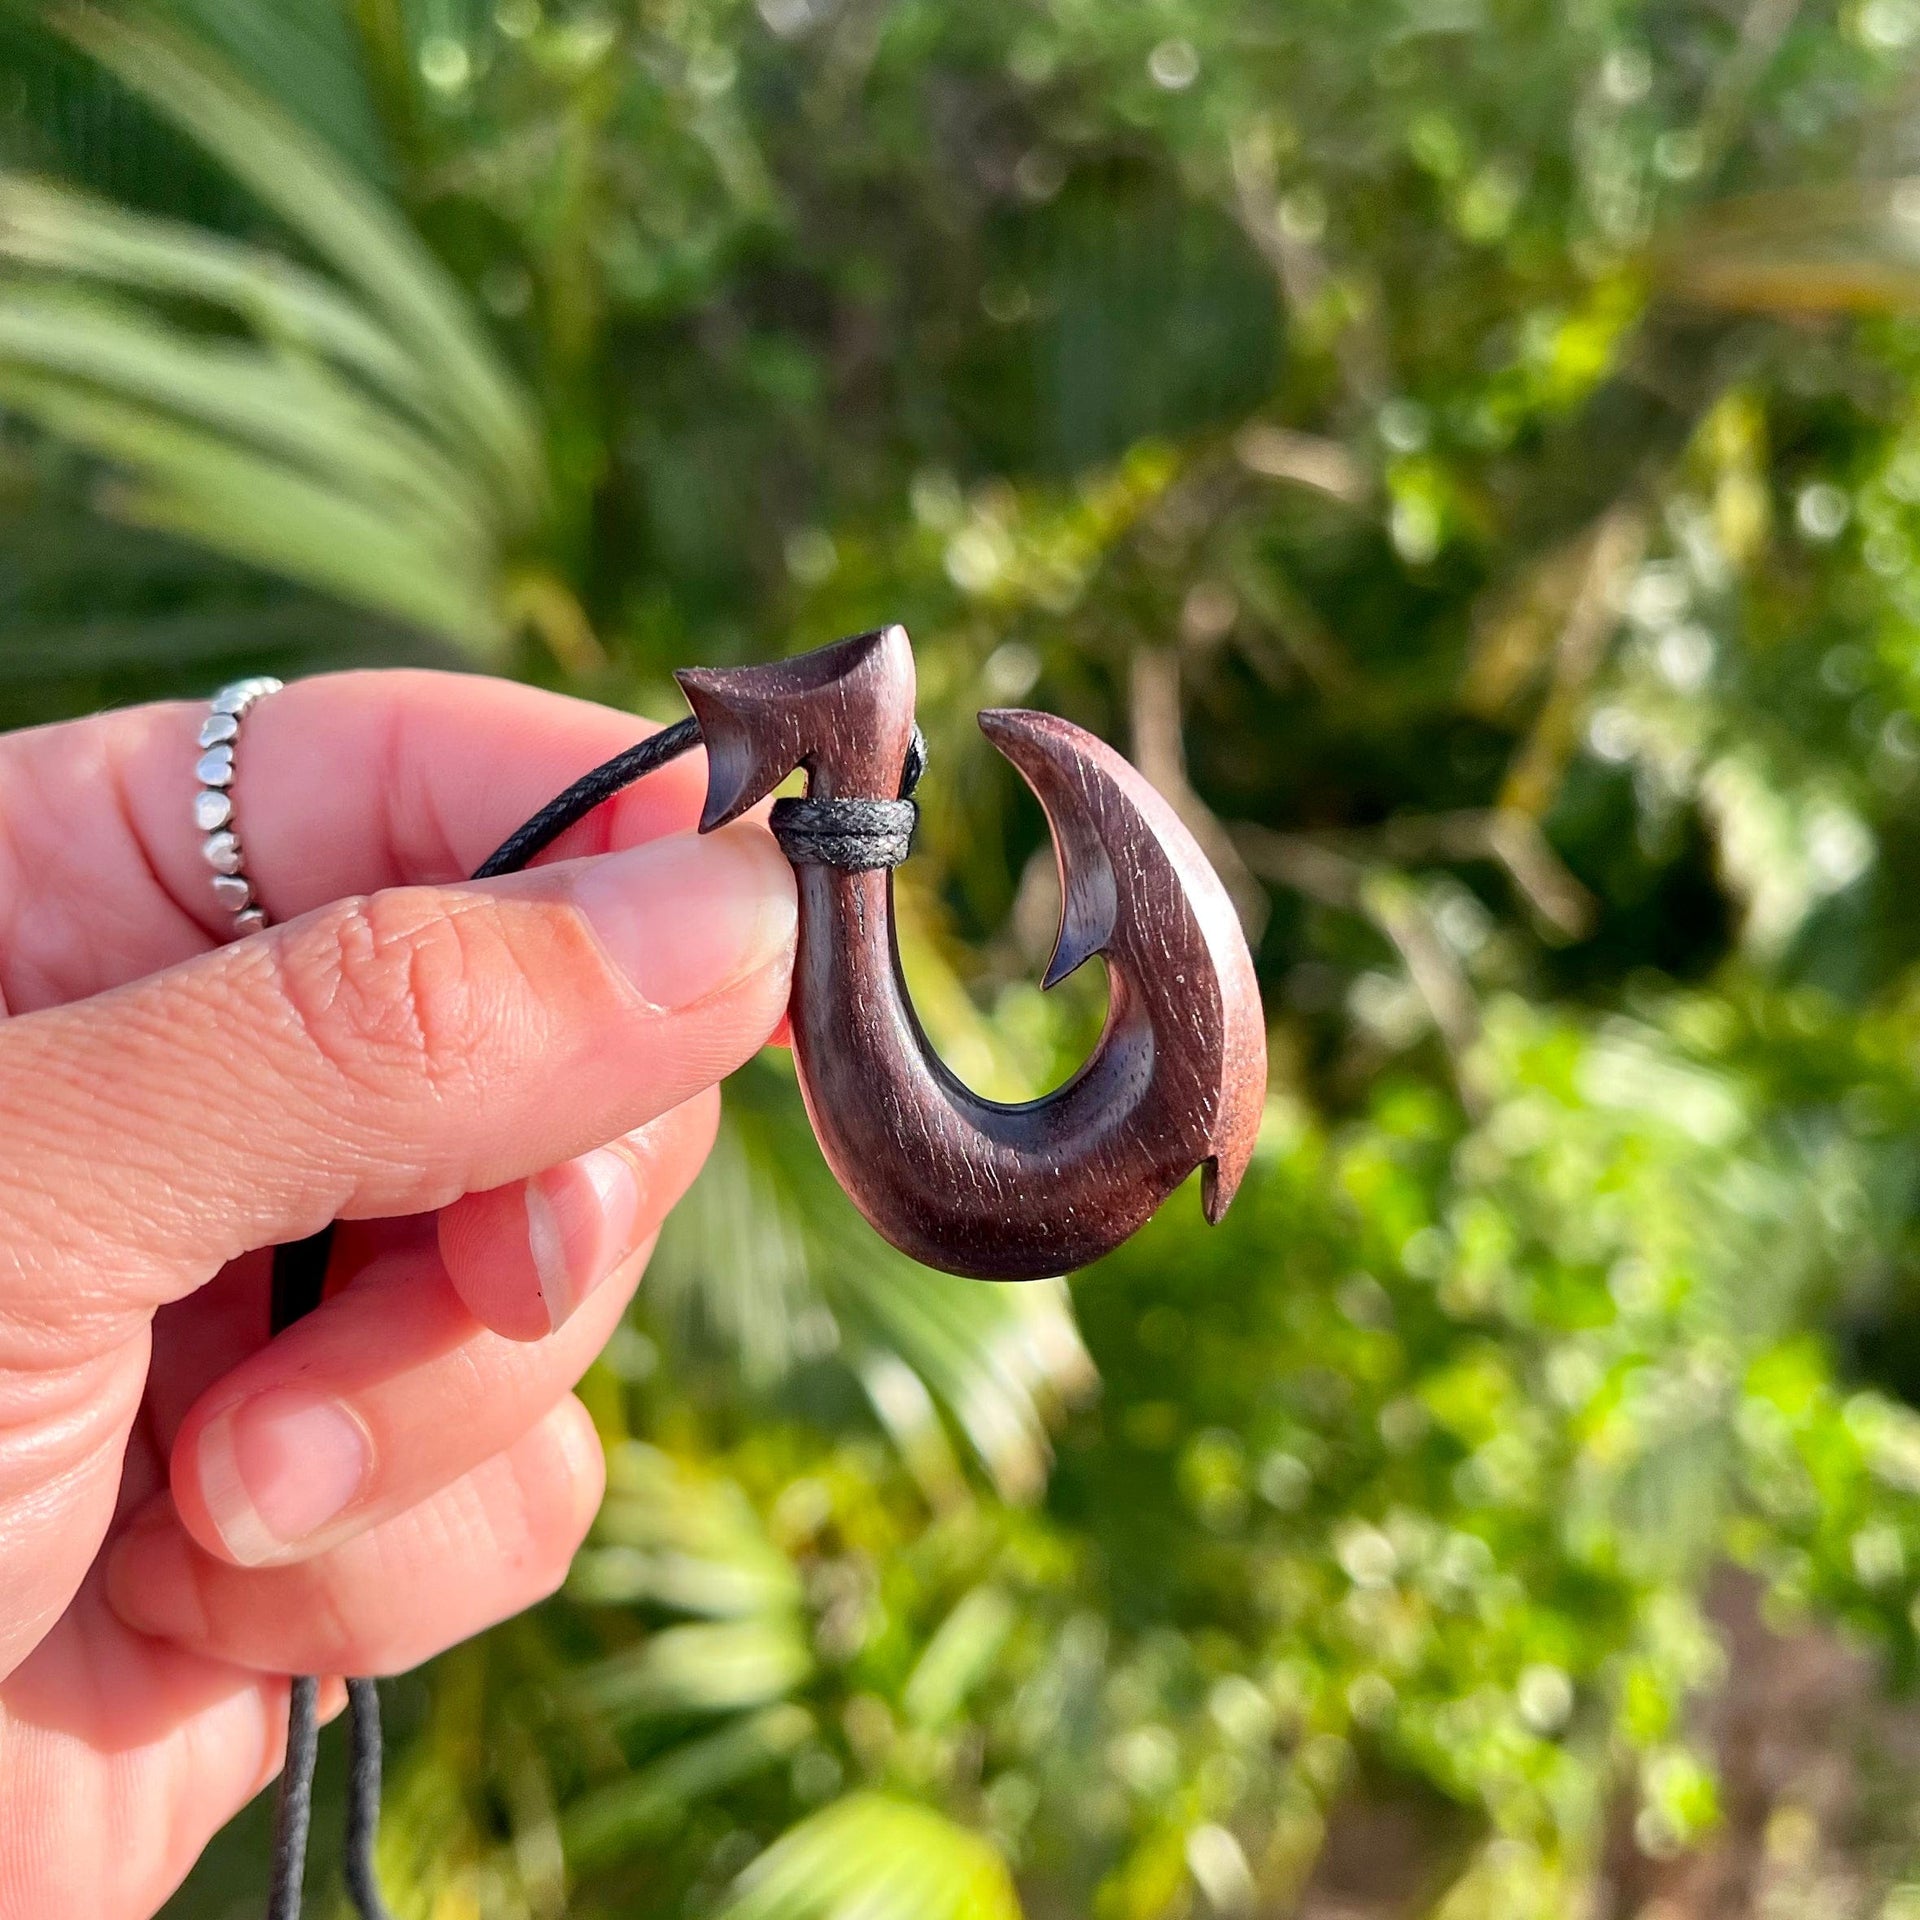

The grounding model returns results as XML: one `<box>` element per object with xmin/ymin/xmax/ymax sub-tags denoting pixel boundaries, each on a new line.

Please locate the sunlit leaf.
<box><xmin>0</xmin><ymin>366</ymin><xmax>498</xmax><ymax>639</ymax></box>
<box><xmin>716</xmin><ymin>1796</ymin><xmax>1022</xmax><ymax>1920</ymax></box>
<box><xmin>570</xmin><ymin>1443</ymin><xmax>802</xmax><ymax>1618</ymax></box>
<box><xmin>0</xmin><ymin>283</ymin><xmax>490</xmax><ymax>535</ymax></box>
<box><xmin>568</xmin><ymin>1618</ymin><xmax>816</xmax><ymax>1725</ymax></box>
<box><xmin>652</xmin><ymin>1059</ymin><xmax>1095</xmax><ymax>1501</ymax></box>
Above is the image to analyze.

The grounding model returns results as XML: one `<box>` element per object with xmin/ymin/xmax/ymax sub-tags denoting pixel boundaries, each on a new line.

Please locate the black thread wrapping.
<box><xmin>766</xmin><ymin>725</ymin><xmax>926</xmax><ymax>870</ymax></box>
<box><xmin>768</xmin><ymin>796</ymin><xmax>916</xmax><ymax>870</ymax></box>
<box><xmin>262</xmin><ymin>713</ymin><xmax>921</xmax><ymax>1920</ymax></box>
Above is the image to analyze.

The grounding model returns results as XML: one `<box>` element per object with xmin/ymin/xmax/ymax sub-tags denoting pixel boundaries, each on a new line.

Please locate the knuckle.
<box><xmin>510</xmin><ymin>1406</ymin><xmax>605</xmax><ymax>1584</ymax></box>
<box><xmin>269</xmin><ymin>890</ymin><xmax>540</xmax><ymax>1106</ymax></box>
<box><xmin>298</xmin><ymin>1563</ymin><xmax>371</xmax><ymax>1671</ymax></box>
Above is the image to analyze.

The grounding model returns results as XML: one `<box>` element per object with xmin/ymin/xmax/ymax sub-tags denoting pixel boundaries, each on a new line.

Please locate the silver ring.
<box><xmin>193</xmin><ymin>676</ymin><xmax>283</xmax><ymax>938</ymax></box>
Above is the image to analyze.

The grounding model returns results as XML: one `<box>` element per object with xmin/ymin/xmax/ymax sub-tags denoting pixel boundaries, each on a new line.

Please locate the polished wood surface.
<box><xmin>677</xmin><ymin>626</ymin><xmax>1267</xmax><ymax>1280</ymax></box>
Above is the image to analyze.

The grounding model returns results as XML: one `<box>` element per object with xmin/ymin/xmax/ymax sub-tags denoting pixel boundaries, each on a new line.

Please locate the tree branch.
<box><xmin>1498</xmin><ymin>505</ymin><xmax>1647</xmax><ymax>819</ymax></box>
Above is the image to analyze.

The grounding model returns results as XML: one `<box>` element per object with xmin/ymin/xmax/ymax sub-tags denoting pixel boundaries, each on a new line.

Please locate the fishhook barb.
<box><xmin>677</xmin><ymin>625</ymin><xmax>1268</xmax><ymax>1281</ymax></box>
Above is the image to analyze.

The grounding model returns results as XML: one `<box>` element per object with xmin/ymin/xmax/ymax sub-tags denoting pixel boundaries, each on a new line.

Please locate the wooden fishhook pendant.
<box><xmin>678</xmin><ymin>625</ymin><xmax>1267</xmax><ymax>1280</ymax></box>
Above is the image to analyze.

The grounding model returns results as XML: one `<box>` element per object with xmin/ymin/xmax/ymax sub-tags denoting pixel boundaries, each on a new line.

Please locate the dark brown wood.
<box><xmin>677</xmin><ymin>626</ymin><xmax>1267</xmax><ymax>1280</ymax></box>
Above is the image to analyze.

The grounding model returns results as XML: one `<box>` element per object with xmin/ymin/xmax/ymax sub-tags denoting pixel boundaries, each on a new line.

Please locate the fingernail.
<box><xmin>528</xmin><ymin>1144</ymin><xmax>642</xmax><ymax>1332</ymax></box>
<box><xmin>572</xmin><ymin>826</ymin><xmax>796</xmax><ymax>1012</ymax></box>
<box><xmin>195</xmin><ymin>1389</ymin><xmax>373</xmax><ymax>1566</ymax></box>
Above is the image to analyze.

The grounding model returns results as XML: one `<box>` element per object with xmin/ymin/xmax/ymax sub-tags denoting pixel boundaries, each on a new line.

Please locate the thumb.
<box><xmin>0</xmin><ymin>822</ymin><xmax>795</xmax><ymax>1335</ymax></box>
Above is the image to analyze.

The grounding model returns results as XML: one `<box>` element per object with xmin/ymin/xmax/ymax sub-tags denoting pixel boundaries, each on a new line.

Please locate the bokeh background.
<box><xmin>11</xmin><ymin>1</ymin><xmax>1920</xmax><ymax>1914</ymax></box>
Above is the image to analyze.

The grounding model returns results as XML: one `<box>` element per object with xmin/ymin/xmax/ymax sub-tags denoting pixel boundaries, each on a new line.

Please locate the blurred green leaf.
<box><xmin>563</xmin><ymin>1707</ymin><xmax>816</xmax><ymax>1872</ymax></box>
<box><xmin>715</xmin><ymin>1796</ymin><xmax>1021</xmax><ymax>1920</ymax></box>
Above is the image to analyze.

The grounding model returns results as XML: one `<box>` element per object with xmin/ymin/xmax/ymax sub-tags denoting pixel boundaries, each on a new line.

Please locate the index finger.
<box><xmin>0</xmin><ymin>669</ymin><xmax>709</xmax><ymax>1012</ymax></box>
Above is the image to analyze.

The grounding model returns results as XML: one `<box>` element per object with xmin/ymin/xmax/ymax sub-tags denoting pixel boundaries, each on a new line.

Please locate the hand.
<box><xmin>0</xmin><ymin>670</ymin><xmax>797</xmax><ymax>1920</ymax></box>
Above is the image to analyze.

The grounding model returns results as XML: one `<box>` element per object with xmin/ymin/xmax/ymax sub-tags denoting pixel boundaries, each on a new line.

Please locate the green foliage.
<box><xmin>0</xmin><ymin>11</ymin><xmax>544</xmax><ymax>650</ymax></box>
<box><xmin>12</xmin><ymin>0</ymin><xmax>1920</xmax><ymax>1913</ymax></box>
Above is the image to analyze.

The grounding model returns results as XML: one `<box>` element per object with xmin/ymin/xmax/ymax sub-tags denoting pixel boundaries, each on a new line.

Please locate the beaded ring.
<box><xmin>192</xmin><ymin>675</ymin><xmax>282</xmax><ymax>938</ymax></box>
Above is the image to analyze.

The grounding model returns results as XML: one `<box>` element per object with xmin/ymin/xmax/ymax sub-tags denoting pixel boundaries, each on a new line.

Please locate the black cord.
<box><xmin>473</xmin><ymin>716</ymin><xmax>703</xmax><ymax>881</ymax></box>
<box><xmin>265</xmin><ymin>1676</ymin><xmax>319</xmax><ymax>1920</ymax></box>
<box><xmin>343</xmin><ymin>1680</ymin><xmax>393</xmax><ymax>1920</ymax></box>
<box><xmin>260</xmin><ymin>711</ymin><xmax>922</xmax><ymax>1920</ymax></box>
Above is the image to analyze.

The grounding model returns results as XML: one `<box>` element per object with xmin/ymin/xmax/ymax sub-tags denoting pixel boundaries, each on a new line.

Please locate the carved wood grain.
<box><xmin>678</xmin><ymin>626</ymin><xmax>1267</xmax><ymax>1280</ymax></box>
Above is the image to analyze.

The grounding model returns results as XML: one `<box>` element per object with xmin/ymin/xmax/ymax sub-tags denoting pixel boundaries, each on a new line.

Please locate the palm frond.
<box><xmin>567</xmin><ymin>1618</ymin><xmax>816</xmax><ymax>1726</ymax></box>
<box><xmin>569</xmin><ymin>1442</ymin><xmax>802</xmax><ymax>1619</ymax></box>
<box><xmin>0</xmin><ymin>175</ymin><xmax>428</xmax><ymax>409</ymax></box>
<box><xmin>48</xmin><ymin>3</ymin><xmax>542</xmax><ymax>509</ymax></box>
<box><xmin>0</xmin><ymin>366</ymin><xmax>499</xmax><ymax>640</ymax></box>
<box><xmin>566</xmin><ymin>1444</ymin><xmax>816</xmax><ymax>1729</ymax></box>
<box><xmin>901</xmin><ymin>1586</ymin><xmax>1016</xmax><ymax>1727</ymax></box>
<box><xmin>0</xmin><ymin>283</ymin><xmax>490</xmax><ymax>535</ymax></box>
<box><xmin>0</xmin><ymin>8</ymin><xmax>547</xmax><ymax>653</ymax></box>
<box><xmin>155</xmin><ymin>0</ymin><xmax>393</xmax><ymax>176</ymax></box>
